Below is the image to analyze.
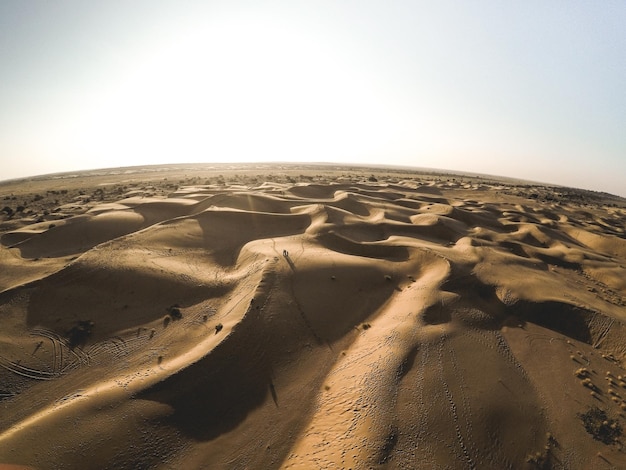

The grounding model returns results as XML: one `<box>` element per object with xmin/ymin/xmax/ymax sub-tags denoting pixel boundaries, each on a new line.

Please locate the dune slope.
<box><xmin>1</xmin><ymin>169</ymin><xmax>626</xmax><ymax>469</ymax></box>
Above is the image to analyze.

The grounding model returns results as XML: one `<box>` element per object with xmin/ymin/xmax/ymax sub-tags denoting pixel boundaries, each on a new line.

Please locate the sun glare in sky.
<box><xmin>0</xmin><ymin>1</ymin><xmax>625</xmax><ymax>195</ymax></box>
<box><xmin>70</xmin><ymin>14</ymin><xmax>411</xmax><ymax>166</ymax></box>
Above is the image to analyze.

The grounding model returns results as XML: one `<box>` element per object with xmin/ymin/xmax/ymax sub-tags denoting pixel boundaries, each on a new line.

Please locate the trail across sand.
<box><xmin>0</xmin><ymin>165</ymin><xmax>625</xmax><ymax>469</ymax></box>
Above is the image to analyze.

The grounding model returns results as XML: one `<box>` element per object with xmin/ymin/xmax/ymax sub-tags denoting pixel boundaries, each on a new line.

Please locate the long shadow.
<box><xmin>269</xmin><ymin>380</ymin><xmax>279</xmax><ymax>407</ymax></box>
<box><xmin>24</xmin><ymin>261</ymin><xmax>230</xmax><ymax>340</ymax></box>
<box><xmin>137</xmin><ymin>308</ymin><xmax>273</xmax><ymax>441</ymax></box>
<box><xmin>195</xmin><ymin>210</ymin><xmax>311</xmax><ymax>267</ymax></box>
<box><xmin>440</xmin><ymin>272</ymin><xmax>594</xmax><ymax>343</ymax></box>
<box><xmin>511</xmin><ymin>301</ymin><xmax>593</xmax><ymax>344</ymax></box>
<box><xmin>284</xmin><ymin>254</ymin><xmax>297</xmax><ymax>272</ymax></box>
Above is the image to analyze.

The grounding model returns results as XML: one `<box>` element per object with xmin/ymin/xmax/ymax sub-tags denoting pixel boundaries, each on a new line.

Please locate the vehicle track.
<box><xmin>0</xmin><ymin>356</ymin><xmax>58</xmax><ymax>381</ymax></box>
<box><xmin>436</xmin><ymin>328</ymin><xmax>475</xmax><ymax>469</ymax></box>
<box><xmin>444</xmin><ymin>329</ymin><xmax>478</xmax><ymax>464</ymax></box>
<box><xmin>412</xmin><ymin>326</ymin><xmax>434</xmax><ymax>468</ymax></box>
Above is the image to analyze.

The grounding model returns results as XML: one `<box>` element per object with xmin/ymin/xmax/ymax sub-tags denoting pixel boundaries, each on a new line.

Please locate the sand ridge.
<box><xmin>0</xmin><ymin>165</ymin><xmax>625</xmax><ymax>468</ymax></box>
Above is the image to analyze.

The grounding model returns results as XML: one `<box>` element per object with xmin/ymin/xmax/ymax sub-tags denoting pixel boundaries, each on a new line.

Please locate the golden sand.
<box><xmin>0</xmin><ymin>164</ymin><xmax>625</xmax><ymax>469</ymax></box>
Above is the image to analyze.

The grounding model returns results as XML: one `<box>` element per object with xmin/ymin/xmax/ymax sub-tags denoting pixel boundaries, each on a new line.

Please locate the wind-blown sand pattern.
<box><xmin>1</xmin><ymin>165</ymin><xmax>626</xmax><ymax>469</ymax></box>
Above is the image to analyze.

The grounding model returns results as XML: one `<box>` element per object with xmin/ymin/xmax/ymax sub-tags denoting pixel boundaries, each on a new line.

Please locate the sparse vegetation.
<box><xmin>1</xmin><ymin>163</ymin><xmax>626</xmax><ymax>467</ymax></box>
<box><xmin>578</xmin><ymin>407</ymin><xmax>622</xmax><ymax>444</ymax></box>
<box><xmin>580</xmin><ymin>377</ymin><xmax>598</xmax><ymax>391</ymax></box>
<box><xmin>574</xmin><ymin>367</ymin><xmax>589</xmax><ymax>378</ymax></box>
<box><xmin>525</xmin><ymin>451</ymin><xmax>547</xmax><ymax>468</ymax></box>
<box><xmin>525</xmin><ymin>432</ymin><xmax>557</xmax><ymax>468</ymax></box>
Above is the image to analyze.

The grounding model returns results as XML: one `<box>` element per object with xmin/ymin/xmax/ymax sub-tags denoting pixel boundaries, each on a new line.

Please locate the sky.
<box><xmin>1</xmin><ymin>1</ymin><xmax>625</xmax><ymax>196</ymax></box>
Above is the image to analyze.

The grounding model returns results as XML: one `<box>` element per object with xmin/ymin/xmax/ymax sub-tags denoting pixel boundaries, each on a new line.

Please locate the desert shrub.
<box><xmin>525</xmin><ymin>451</ymin><xmax>547</xmax><ymax>468</ymax></box>
<box><xmin>574</xmin><ymin>368</ymin><xmax>589</xmax><ymax>378</ymax></box>
<box><xmin>578</xmin><ymin>407</ymin><xmax>622</xmax><ymax>444</ymax></box>
<box><xmin>215</xmin><ymin>323</ymin><xmax>223</xmax><ymax>334</ymax></box>
<box><xmin>167</xmin><ymin>304</ymin><xmax>183</xmax><ymax>320</ymax></box>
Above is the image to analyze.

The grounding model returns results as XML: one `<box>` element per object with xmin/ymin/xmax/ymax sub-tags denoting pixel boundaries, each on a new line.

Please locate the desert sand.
<box><xmin>0</xmin><ymin>163</ymin><xmax>625</xmax><ymax>469</ymax></box>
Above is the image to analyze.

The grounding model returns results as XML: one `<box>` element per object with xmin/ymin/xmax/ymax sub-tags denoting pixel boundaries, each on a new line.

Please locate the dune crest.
<box><xmin>1</xmin><ymin>166</ymin><xmax>626</xmax><ymax>469</ymax></box>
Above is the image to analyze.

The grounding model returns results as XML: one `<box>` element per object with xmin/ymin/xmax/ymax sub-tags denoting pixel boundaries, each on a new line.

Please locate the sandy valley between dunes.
<box><xmin>0</xmin><ymin>163</ymin><xmax>625</xmax><ymax>469</ymax></box>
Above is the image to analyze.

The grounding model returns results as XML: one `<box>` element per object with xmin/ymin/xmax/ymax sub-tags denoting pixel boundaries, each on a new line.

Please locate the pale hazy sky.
<box><xmin>1</xmin><ymin>1</ymin><xmax>625</xmax><ymax>195</ymax></box>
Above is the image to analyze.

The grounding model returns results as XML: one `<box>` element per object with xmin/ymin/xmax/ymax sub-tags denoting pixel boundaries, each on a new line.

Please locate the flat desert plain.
<box><xmin>0</xmin><ymin>163</ymin><xmax>625</xmax><ymax>469</ymax></box>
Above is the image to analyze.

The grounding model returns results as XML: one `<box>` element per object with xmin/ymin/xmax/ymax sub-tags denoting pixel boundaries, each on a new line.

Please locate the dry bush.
<box><xmin>578</xmin><ymin>407</ymin><xmax>622</xmax><ymax>444</ymax></box>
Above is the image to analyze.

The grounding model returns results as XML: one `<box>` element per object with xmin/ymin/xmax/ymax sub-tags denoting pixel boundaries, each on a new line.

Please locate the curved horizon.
<box><xmin>1</xmin><ymin>1</ymin><xmax>625</xmax><ymax>196</ymax></box>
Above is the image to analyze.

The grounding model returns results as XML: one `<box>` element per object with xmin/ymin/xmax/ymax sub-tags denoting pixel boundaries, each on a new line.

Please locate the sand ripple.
<box><xmin>1</xmin><ymin>171</ymin><xmax>625</xmax><ymax>469</ymax></box>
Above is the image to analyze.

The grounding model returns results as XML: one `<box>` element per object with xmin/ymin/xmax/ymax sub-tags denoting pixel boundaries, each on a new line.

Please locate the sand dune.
<box><xmin>1</xmin><ymin>165</ymin><xmax>626</xmax><ymax>469</ymax></box>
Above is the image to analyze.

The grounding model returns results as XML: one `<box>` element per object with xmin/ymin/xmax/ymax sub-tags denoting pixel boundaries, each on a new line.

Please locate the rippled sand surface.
<box><xmin>1</xmin><ymin>164</ymin><xmax>625</xmax><ymax>469</ymax></box>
